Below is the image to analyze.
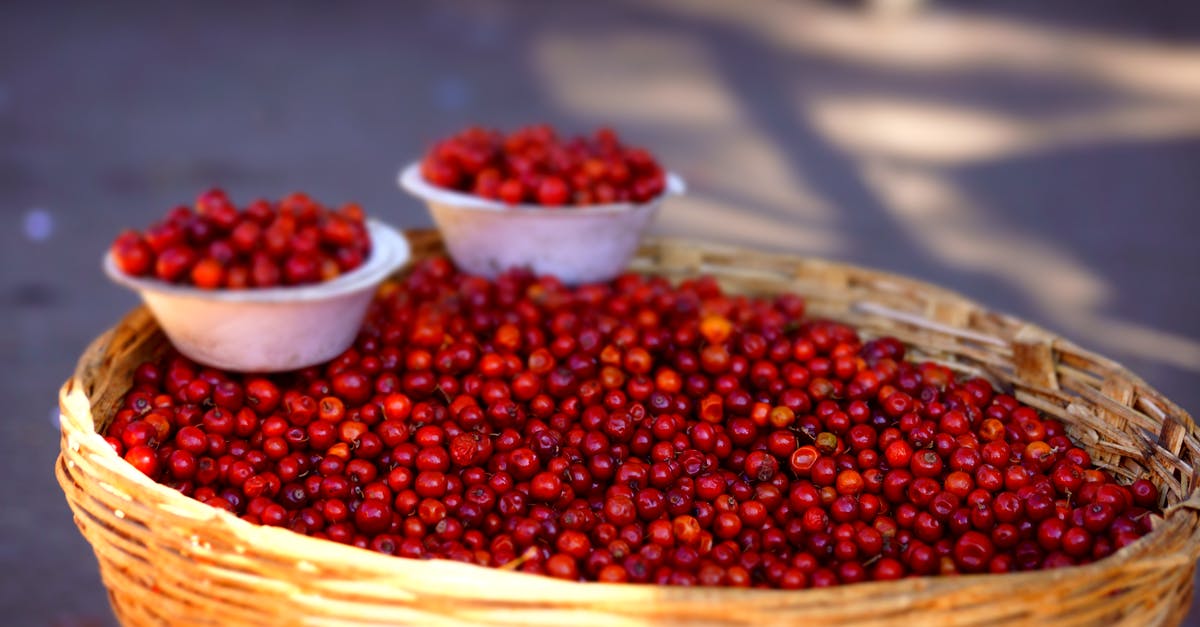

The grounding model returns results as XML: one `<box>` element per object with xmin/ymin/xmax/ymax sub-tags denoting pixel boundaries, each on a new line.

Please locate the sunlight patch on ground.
<box><xmin>653</xmin><ymin>196</ymin><xmax>843</xmax><ymax>255</ymax></box>
<box><xmin>648</xmin><ymin>0</ymin><xmax>1200</xmax><ymax>100</ymax></box>
<box><xmin>532</xmin><ymin>32</ymin><xmax>739</xmax><ymax>126</ymax></box>
<box><xmin>861</xmin><ymin>160</ymin><xmax>1110</xmax><ymax>309</ymax></box>
<box><xmin>809</xmin><ymin>97</ymin><xmax>1200</xmax><ymax>165</ymax></box>
<box><xmin>685</xmin><ymin>132</ymin><xmax>838</xmax><ymax>222</ymax></box>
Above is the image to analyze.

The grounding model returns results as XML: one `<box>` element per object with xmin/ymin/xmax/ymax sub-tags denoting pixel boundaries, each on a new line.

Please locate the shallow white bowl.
<box><xmin>399</xmin><ymin>163</ymin><xmax>685</xmax><ymax>284</ymax></box>
<box><xmin>104</xmin><ymin>219</ymin><xmax>411</xmax><ymax>372</ymax></box>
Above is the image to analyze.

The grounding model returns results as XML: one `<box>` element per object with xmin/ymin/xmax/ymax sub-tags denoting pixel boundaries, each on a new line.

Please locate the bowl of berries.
<box><xmin>104</xmin><ymin>189</ymin><xmax>410</xmax><ymax>372</ymax></box>
<box><xmin>400</xmin><ymin>125</ymin><xmax>685</xmax><ymax>284</ymax></box>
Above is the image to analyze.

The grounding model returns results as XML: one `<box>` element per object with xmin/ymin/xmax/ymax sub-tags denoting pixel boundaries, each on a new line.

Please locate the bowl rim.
<box><xmin>103</xmin><ymin>219</ymin><xmax>411</xmax><ymax>304</ymax></box>
<box><xmin>398</xmin><ymin>162</ymin><xmax>686</xmax><ymax>215</ymax></box>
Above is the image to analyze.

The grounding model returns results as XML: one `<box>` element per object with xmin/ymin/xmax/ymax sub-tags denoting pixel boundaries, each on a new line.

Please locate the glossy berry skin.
<box><xmin>110</xmin><ymin>189</ymin><xmax>370</xmax><ymax>289</ymax></box>
<box><xmin>124</xmin><ymin>445</ymin><xmax>161</xmax><ymax>479</ymax></box>
<box><xmin>420</xmin><ymin>125</ymin><xmax>666</xmax><ymax>207</ymax></box>
<box><xmin>953</xmin><ymin>531</ymin><xmax>995</xmax><ymax>573</ymax></box>
<box><xmin>107</xmin><ymin>258</ymin><xmax>1161</xmax><ymax>590</ymax></box>
<box><xmin>537</xmin><ymin>177</ymin><xmax>570</xmax><ymax>206</ymax></box>
<box><xmin>111</xmin><ymin>231</ymin><xmax>154</xmax><ymax>276</ymax></box>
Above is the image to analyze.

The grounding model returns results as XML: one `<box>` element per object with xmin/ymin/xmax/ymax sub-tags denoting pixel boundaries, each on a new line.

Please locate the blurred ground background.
<box><xmin>2</xmin><ymin>0</ymin><xmax>1198</xmax><ymax>624</ymax></box>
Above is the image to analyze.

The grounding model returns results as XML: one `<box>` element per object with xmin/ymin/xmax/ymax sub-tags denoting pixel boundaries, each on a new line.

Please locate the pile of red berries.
<box><xmin>106</xmin><ymin>259</ymin><xmax>1160</xmax><ymax>587</ymax></box>
<box><xmin>110</xmin><ymin>189</ymin><xmax>372</xmax><ymax>289</ymax></box>
<box><xmin>420</xmin><ymin>125</ymin><xmax>667</xmax><ymax>206</ymax></box>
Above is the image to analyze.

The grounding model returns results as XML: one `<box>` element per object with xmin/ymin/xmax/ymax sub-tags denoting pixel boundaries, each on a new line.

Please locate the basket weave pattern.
<box><xmin>58</xmin><ymin>230</ymin><xmax>1200</xmax><ymax>625</ymax></box>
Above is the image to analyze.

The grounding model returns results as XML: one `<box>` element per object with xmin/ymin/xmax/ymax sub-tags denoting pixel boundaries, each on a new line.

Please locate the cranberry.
<box><xmin>1130</xmin><ymin>479</ymin><xmax>1159</xmax><ymax>508</ymax></box>
<box><xmin>952</xmin><ymin>531</ymin><xmax>994</xmax><ymax>573</ymax></box>
<box><xmin>420</xmin><ymin>125</ymin><xmax>666</xmax><ymax>208</ymax></box>
<box><xmin>124</xmin><ymin>445</ymin><xmax>160</xmax><ymax>478</ymax></box>
<box><xmin>111</xmin><ymin>231</ymin><xmax>154</xmax><ymax>276</ymax></box>
<box><xmin>910</xmin><ymin>450</ymin><xmax>944</xmax><ymax>478</ymax></box>
<box><xmin>109</xmin><ymin>189</ymin><xmax>371</xmax><ymax>288</ymax></box>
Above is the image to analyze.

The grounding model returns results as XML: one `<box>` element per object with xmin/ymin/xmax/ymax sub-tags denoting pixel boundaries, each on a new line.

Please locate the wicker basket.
<box><xmin>58</xmin><ymin>230</ymin><xmax>1200</xmax><ymax>626</ymax></box>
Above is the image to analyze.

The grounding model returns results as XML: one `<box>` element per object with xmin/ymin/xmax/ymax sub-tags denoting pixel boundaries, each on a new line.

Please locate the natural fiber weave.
<box><xmin>58</xmin><ymin>230</ymin><xmax>1200</xmax><ymax>626</ymax></box>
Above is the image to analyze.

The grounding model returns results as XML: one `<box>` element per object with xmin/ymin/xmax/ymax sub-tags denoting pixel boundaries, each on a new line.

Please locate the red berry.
<box><xmin>111</xmin><ymin>231</ymin><xmax>155</xmax><ymax>276</ymax></box>
<box><xmin>421</xmin><ymin>158</ymin><xmax>462</xmax><ymax>189</ymax></box>
<box><xmin>112</xmin><ymin>189</ymin><xmax>371</xmax><ymax>288</ymax></box>
<box><xmin>953</xmin><ymin>531</ymin><xmax>994</xmax><ymax>573</ymax></box>
<box><xmin>124</xmin><ymin>444</ymin><xmax>161</xmax><ymax>478</ymax></box>
<box><xmin>498</xmin><ymin>179</ymin><xmax>525</xmax><ymax>204</ymax></box>
<box><xmin>354</xmin><ymin>499</ymin><xmax>393</xmax><ymax>535</ymax></box>
<box><xmin>911</xmin><ymin>450</ymin><xmax>944</xmax><ymax>478</ymax></box>
<box><xmin>155</xmin><ymin>245</ymin><xmax>197</xmax><ymax>282</ymax></box>
<box><xmin>190</xmin><ymin>258</ymin><xmax>225</xmax><ymax>289</ymax></box>
<box><xmin>537</xmin><ymin>177</ymin><xmax>569</xmax><ymax>206</ymax></box>
<box><xmin>1130</xmin><ymin>479</ymin><xmax>1159</xmax><ymax>508</ymax></box>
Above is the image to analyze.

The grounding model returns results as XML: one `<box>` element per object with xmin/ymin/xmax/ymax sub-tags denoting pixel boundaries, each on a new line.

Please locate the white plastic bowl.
<box><xmin>103</xmin><ymin>219</ymin><xmax>411</xmax><ymax>372</ymax></box>
<box><xmin>399</xmin><ymin>163</ymin><xmax>685</xmax><ymax>284</ymax></box>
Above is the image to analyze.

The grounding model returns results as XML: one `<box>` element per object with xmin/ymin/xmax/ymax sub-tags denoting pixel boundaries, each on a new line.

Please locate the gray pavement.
<box><xmin>2</xmin><ymin>1</ymin><xmax>1198</xmax><ymax>624</ymax></box>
